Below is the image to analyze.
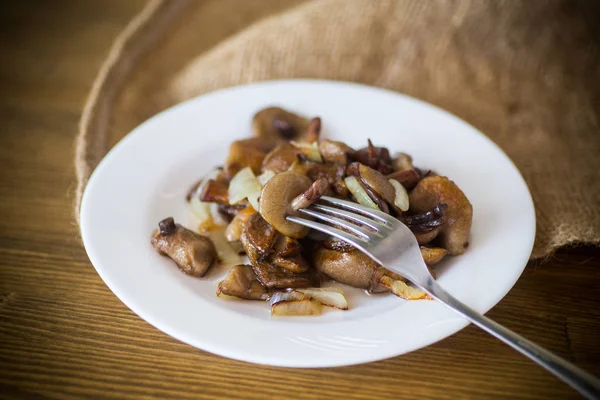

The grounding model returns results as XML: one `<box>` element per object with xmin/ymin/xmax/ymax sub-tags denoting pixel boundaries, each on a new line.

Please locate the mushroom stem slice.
<box><xmin>290</xmin><ymin>178</ymin><xmax>330</xmax><ymax>211</ymax></box>
<box><xmin>259</xmin><ymin>171</ymin><xmax>312</xmax><ymax>238</ymax></box>
<box><xmin>151</xmin><ymin>218</ymin><xmax>217</xmax><ymax>277</ymax></box>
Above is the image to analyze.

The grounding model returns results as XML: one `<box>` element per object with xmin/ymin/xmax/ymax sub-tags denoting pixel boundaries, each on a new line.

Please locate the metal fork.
<box><xmin>287</xmin><ymin>195</ymin><xmax>600</xmax><ymax>400</ymax></box>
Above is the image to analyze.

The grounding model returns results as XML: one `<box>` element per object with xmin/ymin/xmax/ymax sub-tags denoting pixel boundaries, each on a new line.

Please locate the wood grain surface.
<box><xmin>0</xmin><ymin>1</ymin><xmax>599</xmax><ymax>399</ymax></box>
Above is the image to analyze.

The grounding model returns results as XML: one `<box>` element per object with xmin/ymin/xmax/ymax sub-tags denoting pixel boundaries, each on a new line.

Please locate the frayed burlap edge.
<box><xmin>74</xmin><ymin>0</ymin><xmax>185</xmax><ymax>224</ymax></box>
<box><xmin>74</xmin><ymin>0</ymin><xmax>599</xmax><ymax>260</ymax></box>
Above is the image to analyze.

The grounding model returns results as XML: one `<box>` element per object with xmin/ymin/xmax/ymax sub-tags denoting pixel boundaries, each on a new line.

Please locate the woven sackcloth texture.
<box><xmin>75</xmin><ymin>0</ymin><xmax>600</xmax><ymax>259</ymax></box>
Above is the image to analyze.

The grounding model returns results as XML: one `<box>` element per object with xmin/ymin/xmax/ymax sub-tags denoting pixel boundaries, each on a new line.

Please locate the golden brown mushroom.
<box><xmin>151</xmin><ymin>217</ymin><xmax>217</xmax><ymax>277</ymax></box>
<box><xmin>223</xmin><ymin>138</ymin><xmax>275</xmax><ymax>179</ymax></box>
<box><xmin>409</xmin><ymin>176</ymin><xmax>473</xmax><ymax>255</ymax></box>
<box><xmin>312</xmin><ymin>246</ymin><xmax>404</xmax><ymax>293</ymax></box>
<box><xmin>259</xmin><ymin>171</ymin><xmax>330</xmax><ymax>238</ymax></box>
<box><xmin>252</xmin><ymin>107</ymin><xmax>319</xmax><ymax>143</ymax></box>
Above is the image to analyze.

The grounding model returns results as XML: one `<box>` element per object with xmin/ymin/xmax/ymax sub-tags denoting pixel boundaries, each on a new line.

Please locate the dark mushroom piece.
<box><xmin>299</xmin><ymin>163</ymin><xmax>346</xmax><ymax>185</ymax></box>
<box><xmin>252</xmin><ymin>107</ymin><xmax>319</xmax><ymax>143</ymax></box>
<box><xmin>402</xmin><ymin>204</ymin><xmax>447</xmax><ymax>233</ymax></box>
<box><xmin>409</xmin><ymin>176</ymin><xmax>473</xmax><ymax>255</ymax></box>
<box><xmin>350</xmin><ymin>139</ymin><xmax>394</xmax><ymax>175</ymax></box>
<box><xmin>259</xmin><ymin>171</ymin><xmax>330</xmax><ymax>238</ymax></box>
<box><xmin>387</xmin><ymin>169</ymin><xmax>422</xmax><ymax>190</ymax></box>
<box><xmin>243</xmin><ymin>213</ymin><xmax>279</xmax><ymax>258</ymax></box>
<box><xmin>217</xmin><ymin>264</ymin><xmax>270</xmax><ymax>301</ymax></box>
<box><xmin>240</xmin><ymin>215</ymin><xmax>317</xmax><ymax>288</ymax></box>
<box><xmin>151</xmin><ymin>217</ymin><xmax>217</xmax><ymax>277</ymax></box>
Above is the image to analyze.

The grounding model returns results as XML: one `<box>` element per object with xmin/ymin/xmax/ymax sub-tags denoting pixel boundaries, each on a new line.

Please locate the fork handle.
<box><xmin>425</xmin><ymin>280</ymin><xmax>600</xmax><ymax>400</ymax></box>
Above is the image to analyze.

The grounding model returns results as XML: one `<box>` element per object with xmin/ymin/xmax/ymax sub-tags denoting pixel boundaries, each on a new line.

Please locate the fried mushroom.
<box><xmin>259</xmin><ymin>171</ymin><xmax>329</xmax><ymax>238</ymax></box>
<box><xmin>217</xmin><ymin>264</ymin><xmax>270</xmax><ymax>300</ymax></box>
<box><xmin>151</xmin><ymin>217</ymin><xmax>217</xmax><ymax>277</ymax></box>
<box><xmin>409</xmin><ymin>176</ymin><xmax>473</xmax><ymax>255</ymax></box>
<box><xmin>252</xmin><ymin>107</ymin><xmax>318</xmax><ymax>142</ymax></box>
<box><xmin>224</xmin><ymin>138</ymin><xmax>274</xmax><ymax>179</ymax></box>
<box><xmin>312</xmin><ymin>246</ymin><xmax>404</xmax><ymax>293</ymax></box>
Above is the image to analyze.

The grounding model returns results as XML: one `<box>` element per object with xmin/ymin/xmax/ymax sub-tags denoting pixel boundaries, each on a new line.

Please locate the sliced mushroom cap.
<box><xmin>312</xmin><ymin>246</ymin><xmax>403</xmax><ymax>293</ymax></box>
<box><xmin>259</xmin><ymin>171</ymin><xmax>312</xmax><ymax>238</ymax></box>
<box><xmin>217</xmin><ymin>264</ymin><xmax>269</xmax><ymax>300</ymax></box>
<box><xmin>290</xmin><ymin>178</ymin><xmax>330</xmax><ymax>211</ymax></box>
<box><xmin>252</xmin><ymin>107</ymin><xmax>314</xmax><ymax>142</ymax></box>
<box><xmin>261</xmin><ymin>143</ymin><xmax>299</xmax><ymax>174</ymax></box>
<box><xmin>151</xmin><ymin>217</ymin><xmax>217</xmax><ymax>277</ymax></box>
<box><xmin>420</xmin><ymin>247</ymin><xmax>448</xmax><ymax>265</ymax></box>
<box><xmin>224</xmin><ymin>138</ymin><xmax>275</xmax><ymax>179</ymax></box>
<box><xmin>318</xmin><ymin>139</ymin><xmax>354</xmax><ymax>164</ymax></box>
<box><xmin>409</xmin><ymin>176</ymin><xmax>473</xmax><ymax>255</ymax></box>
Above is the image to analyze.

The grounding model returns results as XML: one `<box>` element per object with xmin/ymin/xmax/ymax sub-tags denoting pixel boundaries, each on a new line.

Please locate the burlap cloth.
<box><xmin>75</xmin><ymin>0</ymin><xmax>600</xmax><ymax>259</ymax></box>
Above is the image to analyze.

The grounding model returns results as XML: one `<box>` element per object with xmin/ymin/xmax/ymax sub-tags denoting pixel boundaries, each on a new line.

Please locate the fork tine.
<box><xmin>311</xmin><ymin>204</ymin><xmax>391</xmax><ymax>231</ymax></box>
<box><xmin>298</xmin><ymin>208</ymin><xmax>382</xmax><ymax>240</ymax></box>
<box><xmin>318</xmin><ymin>196</ymin><xmax>399</xmax><ymax>226</ymax></box>
<box><xmin>286</xmin><ymin>216</ymin><xmax>368</xmax><ymax>249</ymax></box>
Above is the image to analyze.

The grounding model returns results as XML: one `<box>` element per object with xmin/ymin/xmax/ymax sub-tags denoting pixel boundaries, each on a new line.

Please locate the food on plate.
<box><xmin>151</xmin><ymin>106</ymin><xmax>473</xmax><ymax>316</ymax></box>
<box><xmin>151</xmin><ymin>217</ymin><xmax>217</xmax><ymax>277</ymax></box>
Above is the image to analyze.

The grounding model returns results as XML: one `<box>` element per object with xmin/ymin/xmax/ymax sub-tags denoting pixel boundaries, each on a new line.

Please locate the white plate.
<box><xmin>80</xmin><ymin>80</ymin><xmax>535</xmax><ymax>368</ymax></box>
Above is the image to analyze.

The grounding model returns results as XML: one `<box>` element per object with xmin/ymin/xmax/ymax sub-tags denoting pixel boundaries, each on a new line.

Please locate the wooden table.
<box><xmin>1</xmin><ymin>2</ymin><xmax>598</xmax><ymax>399</ymax></box>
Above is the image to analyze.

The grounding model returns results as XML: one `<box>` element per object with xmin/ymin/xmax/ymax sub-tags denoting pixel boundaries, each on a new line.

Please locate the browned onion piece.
<box><xmin>350</xmin><ymin>139</ymin><xmax>393</xmax><ymax>175</ymax></box>
<box><xmin>402</xmin><ymin>204</ymin><xmax>447</xmax><ymax>233</ymax></box>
